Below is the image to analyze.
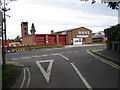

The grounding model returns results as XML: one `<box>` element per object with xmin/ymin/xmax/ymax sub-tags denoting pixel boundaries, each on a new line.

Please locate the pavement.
<box><xmin>89</xmin><ymin>48</ymin><xmax>120</xmax><ymax>66</ymax></box>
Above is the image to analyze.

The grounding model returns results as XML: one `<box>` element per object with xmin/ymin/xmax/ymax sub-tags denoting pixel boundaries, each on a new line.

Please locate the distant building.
<box><xmin>21</xmin><ymin>22</ymin><xmax>66</xmax><ymax>45</ymax></box>
<box><xmin>21</xmin><ymin>22</ymin><xmax>93</xmax><ymax>45</ymax></box>
<box><xmin>55</xmin><ymin>27</ymin><xmax>92</xmax><ymax>45</ymax></box>
<box><xmin>92</xmin><ymin>31</ymin><xmax>106</xmax><ymax>42</ymax></box>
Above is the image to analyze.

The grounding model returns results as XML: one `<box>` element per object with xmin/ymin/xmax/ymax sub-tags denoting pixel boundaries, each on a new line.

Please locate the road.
<box><xmin>6</xmin><ymin>44</ymin><xmax>119</xmax><ymax>89</ymax></box>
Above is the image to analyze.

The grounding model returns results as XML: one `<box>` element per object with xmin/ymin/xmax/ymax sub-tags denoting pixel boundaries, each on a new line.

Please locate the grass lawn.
<box><xmin>2</xmin><ymin>65</ymin><xmax>22</xmax><ymax>88</ymax></box>
<box><xmin>14</xmin><ymin>45</ymin><xmax>64</xmax><ymax>50</ymax></box>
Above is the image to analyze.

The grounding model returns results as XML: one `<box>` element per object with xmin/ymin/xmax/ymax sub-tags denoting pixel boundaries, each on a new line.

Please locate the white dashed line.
<box><xmin>11</xmin><ymin>58</ymin><xmax>20</xmax><ymax>60</ymax></box>
<box><xmin>31</xmin><ymin>56</ymin><xmax>41</xmax><ymax>58</ymax></box>
<box><xmin>21</xmin><ymin>57</ymin><xmax>31</xmax><ymax>59</ymax></box>
<box><xmin>42</xmin><ymin>55</ymin><xmax>48</xmax><ymax>57</ymax></box>
<box><xmin>71</xmin><ymin>63</ymin><xmax>92</xmax><ymax>90</ymax></box>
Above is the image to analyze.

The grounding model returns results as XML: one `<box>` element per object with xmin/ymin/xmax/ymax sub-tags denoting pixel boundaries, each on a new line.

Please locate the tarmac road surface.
<box><xmin>6</xmin><ymin>44</ymin><xmax>120</xmax><ymax>89</ymax></box>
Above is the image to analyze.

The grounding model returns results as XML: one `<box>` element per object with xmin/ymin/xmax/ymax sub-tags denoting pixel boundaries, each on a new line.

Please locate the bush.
<box><xmin>104</xmin><ymin>24</ymin><xmax>120</xmax><ymax>49</ymax></box>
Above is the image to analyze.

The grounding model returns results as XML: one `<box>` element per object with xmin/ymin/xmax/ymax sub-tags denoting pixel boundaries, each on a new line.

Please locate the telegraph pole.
<box><xmin>3</xmin><ymin>0</ymin><xmax>7</xmax><ymax>45</ymax></box>
<box><xmin>0</xmin><ymin>11</ymin><xmax>6</xmax><ymax>69</ymax></box>
<box><xmin>1</xmin><ymin>0</ymin><xmax>14</xmax><ymax>69</ymax></box>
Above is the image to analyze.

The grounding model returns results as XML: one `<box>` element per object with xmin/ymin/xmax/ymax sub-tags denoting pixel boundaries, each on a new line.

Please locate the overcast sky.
<box><xmin>4</xmin><ymin>0</ymin><xmax>118</xmax><ymax>39</ymax></box>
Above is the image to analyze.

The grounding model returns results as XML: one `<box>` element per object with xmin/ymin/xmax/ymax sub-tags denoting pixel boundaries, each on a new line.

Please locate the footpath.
<box><xmin>90</xmin><ymin>48</ymin><xmax>120</xmax><ymax>66</ymax></box>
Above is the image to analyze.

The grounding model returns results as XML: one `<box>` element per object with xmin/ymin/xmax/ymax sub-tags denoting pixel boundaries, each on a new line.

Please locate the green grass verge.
<box><xmin>2</xmin><ymin>65</ymin><xmax>16</xmax><ymax>88</ymax></box>
<box><xmin>13</xmin><ymin>45</ymin><xmax>64</xmax><ymax>50</ymax></box>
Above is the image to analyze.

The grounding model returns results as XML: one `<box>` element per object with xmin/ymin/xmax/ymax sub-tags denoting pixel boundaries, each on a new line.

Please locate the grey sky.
<box><xmin>4</xmin><ymin>0</ymin><xmax>118</xmax><ymax>39</ymax></box>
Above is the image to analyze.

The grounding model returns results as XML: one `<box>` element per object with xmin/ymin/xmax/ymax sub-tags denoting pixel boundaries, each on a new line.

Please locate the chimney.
<box><xmin>51</xmin><ymin>30</ymin><xmax>54</xmax><ymax>34</ymax></box>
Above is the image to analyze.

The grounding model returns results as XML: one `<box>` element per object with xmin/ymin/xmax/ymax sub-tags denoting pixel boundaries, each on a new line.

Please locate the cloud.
<box><xmin>6</xmin><ymin>0</ymin><xmax>118</xmax><ymax>39</ymax></box>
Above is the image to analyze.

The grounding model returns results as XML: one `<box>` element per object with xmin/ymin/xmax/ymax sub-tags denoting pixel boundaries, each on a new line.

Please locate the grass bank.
<box><xmin>2</xmin><ymin>65</ymin><xmax>21</xmax><ymax>88</ymax></box>
<box><xmin>14</xmin><ymin>45</ymin><xmax>64</xmax><ymax>50</ymax></box>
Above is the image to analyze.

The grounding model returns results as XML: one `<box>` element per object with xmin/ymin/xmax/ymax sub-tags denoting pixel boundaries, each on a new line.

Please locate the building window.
<box><xmin>24</xmin><ymin>27</ymin><xmax>27</xmax><ymax>31</ymax></box>
<box><xmin>24</xmin><ymin>25</ymin><xmax>27</xmax><ymax>28</ymax></box>
<box><xmin>82</xmin><ymin>31</ymin><xmax>84</xmax><ymax>34</ymax></box>
<box><xmin>69</xmin><ymin>39</ymin><xmax>73</xmax><ymax>43</ymax></box>
<box><xmin>88</xmin><ymin>38</ymin><xmax>91</xmax><ymax>41</ymax></box>
<box><xmin>78</xmin><ymin>31</ymin><xmax>82</xmax><ymax>34</ymax></box>
<box><xmin>85</xmin><ymin>31</ymin><xmax>87</xmax><ymax>34</ymax></box>
<box><xmin>25</xmin><ymin>32</ymin><xmax>27</xmax><ymax>35</ymax></box>
<box><xmin>88</xmin><ymin>31</ymin><xmax>90</xmax><ymax>34</ymax></box>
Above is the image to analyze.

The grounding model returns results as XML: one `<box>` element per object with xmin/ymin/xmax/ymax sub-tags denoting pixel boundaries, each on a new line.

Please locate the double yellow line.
<box><xmin>87</xmin><ymin>49</ymin><xmax>120</xmax><ymax>70</ymax></box>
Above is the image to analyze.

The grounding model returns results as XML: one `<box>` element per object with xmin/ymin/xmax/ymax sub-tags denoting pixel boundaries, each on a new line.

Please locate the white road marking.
<box><xmin>13</xmin><ymin>62</ymin><xmax>31</xmax><ymax>88</ymax></box>
<box><xmin>21</xmin><ymin>57</ymin><xmax>31</xmax><ymax>59</ymax></box>
<box><xmin>71</xmin><ymin>63</ymin><xmax>92</xmax><ymax>90</ymax></box>
<box><xmin>87</xmin><ymin>50</ymin><xmax>120</xmax><ymax>70</ymax></box>
<box><xmin>50</xmin><ymin>53</ymin><xmax>58</xmax><ymax>55</ymax></box>
<box><xmin>20</xmin><ymin>68</ymin><xmax>26</xmax><ymax>88</ymax></box>
<box><xmin>57</xmin><ymin>53</ymin><xmax>69</xmax><ymax>60</ymax></box>
<box><xmin>26</xmin><ymin>68</ymin><xmax>31</xmax><ymax>88</ymax></box>
<box><xmin>36</xmin><ymin>60</ymin><xmax>54</xmax><ymax>83</ymax></box>
<box><xmin>31</xmin><ymin>56</ymin><xmax>41</xmax><ymax>58</ymax></box>
<box><xmin>42</xmin><ymin>55</ymin><xmax>48</xmax><ymax>57</ymax></box>
<box><xmin>11</xmin><ymin>58</ymin><xmax>20</xmax><ymax>60</ymax></box>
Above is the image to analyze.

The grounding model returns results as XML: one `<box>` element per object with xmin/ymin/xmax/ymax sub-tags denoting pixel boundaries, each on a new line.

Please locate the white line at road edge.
<box><xmin>20</xmin><ymin>68</ymin><xmax>26</xmax><ymax>88</ymax></box>
<box><xmin>87</xmin><ymin>50</ymin><xmax>120</xmax><ymax>70</ymax></box>
<box><xmin>71</xmin><ymin>63</ymin><xmax>92</xmax><ymax>90</ymax></box>
<box><xmin>57</xmin><ymin>53</ymin><xmax>69</xmax><ymax>60</ymax></box>
<box><xmin>13</xmin><ymin>62</ymin><xmax>31</xmax><ymax>88</ymax></box>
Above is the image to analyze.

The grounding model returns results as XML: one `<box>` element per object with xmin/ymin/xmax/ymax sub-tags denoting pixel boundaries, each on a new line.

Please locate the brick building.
<box><xmin>21</xmin><ymin>22</ymin><xmax>92</xmax><ymax>45</ymax></box>
<box><xmin>21</xmin><ymin>22</ymin><xmax>66</xmax><ymax>45</ymax></box>
<box><xmin>55</xmin><ymin>27</ymin><xmax>92</xmax><ymax>45</ymax></box>
<box><xmin>92</xmin><ymin>31</ymin><xmax>106</xmax><ymax>42</ymax></box>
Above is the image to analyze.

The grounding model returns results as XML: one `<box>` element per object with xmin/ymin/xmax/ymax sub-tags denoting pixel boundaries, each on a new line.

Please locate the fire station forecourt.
<box><xmin>5</xmin><ymin>44</ymin><xmax>120</xmax><ymax>89</ymax></box>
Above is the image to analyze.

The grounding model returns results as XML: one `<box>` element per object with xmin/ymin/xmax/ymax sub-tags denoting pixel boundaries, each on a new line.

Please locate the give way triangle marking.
<box><xmin>36</xmin><ymin>60</ymin><xmax>54</xmax><ymax>83</ymax></box>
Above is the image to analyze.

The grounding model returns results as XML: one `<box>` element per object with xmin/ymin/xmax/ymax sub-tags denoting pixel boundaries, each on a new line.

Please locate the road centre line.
<box><xmin>56</xmin><ymin>53</ymin><xmax>69</xmax><ymax>60</ymax></box>
<box><xmin>71</xmin><ymin>63</ymin><xmax>92</xmax><ymax>90</ymax></box>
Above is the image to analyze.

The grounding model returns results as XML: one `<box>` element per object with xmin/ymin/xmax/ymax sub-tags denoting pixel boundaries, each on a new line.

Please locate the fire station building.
<box><xmin>21</xmin><ymin>22</ymin><xmax>92</xmax><ymax>45</ymax></box>
<box><xmin>55</xmin><ymin>27</ymin><xmax>92</xmax><ymax>45</ymax></box>
<box><xmin>21</xmin><ymin>22</ymin><xmax>66</xmax><ymax>45</ymax></box>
